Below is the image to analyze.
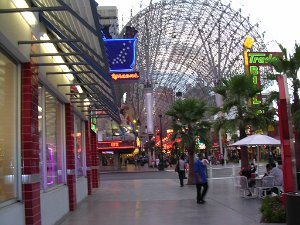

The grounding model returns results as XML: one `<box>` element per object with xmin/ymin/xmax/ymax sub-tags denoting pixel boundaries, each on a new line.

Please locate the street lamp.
<box><xmin>158</xmin><ymin>114</ymin><xmax>164</xmax><ymax>170</ymax></box>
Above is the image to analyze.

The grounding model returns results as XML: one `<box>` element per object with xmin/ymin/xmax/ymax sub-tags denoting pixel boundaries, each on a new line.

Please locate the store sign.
<box><xmin>104</xmin><ymin>38</ymin><xmax>136</xmax><ymax>71</ymax></box>
<box><xmin>248</xmin><ymin>52</ymin><xmax>280</xmax><ymax>65</ymax></box>
<box><xmin>110</xmin><ymin>142</ymin><xmax>120</xmax><ymax>147</ymax></box>
<box><xmin>98</xmin><ymin>140</ymin><xmax>135</xmax><ymax>151</ymax></box>
<box><xmin>110</xmin><ymin>71</ymin><xmax>140</xmax><ymax>81</ymax></box>
<box><xmin>247</xmin><ymin>52</ymin><xmax>282</xmax><ymax>106</ymax></box>
<box><xmin>91</xmin><ymin>116</ymin><xmax>97</xmax><ymax>133</ymax></box>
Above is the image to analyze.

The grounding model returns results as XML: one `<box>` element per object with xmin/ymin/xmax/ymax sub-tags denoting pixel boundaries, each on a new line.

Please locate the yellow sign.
<box><xmin>110</xmin><ymin>72</ymin><xmax>140</xmax><ymax>81</ymax></box>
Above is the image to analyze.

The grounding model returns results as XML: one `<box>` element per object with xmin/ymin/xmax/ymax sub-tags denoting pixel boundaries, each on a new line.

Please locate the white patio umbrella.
<box><xmin>231</xmin><ymin>134</ymin><xmax>281</xmax><ymax>174</ymax></box>
<box><xmin>231</xmin><ymin>134</ymin><xmax>280</xmax><ymax>146</ymax></box>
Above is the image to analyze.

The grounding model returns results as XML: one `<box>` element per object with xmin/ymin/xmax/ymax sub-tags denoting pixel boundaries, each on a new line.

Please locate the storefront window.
<box><xmin>74</xmin><ymin>115</ymin><xmax>84</xmax><ymax>177</ymax></box>
<box><xmin>39</xmin><ymin>87</ymin><xmax>64</xmax><ymax>190</ymax></box>
<box><xmin>0</xmin><ymin>51</ymin><xmax>18</xmax><ymax>203</ymax></box>
<box><xmin>38</xmin><ymin>87</ymin><xmax>43</xmax><ymax>189</ymax></box>
<box><xmin>101</xmin><ymin>153</ymin><xmax>114</xmax><ymax>166</ymax></box>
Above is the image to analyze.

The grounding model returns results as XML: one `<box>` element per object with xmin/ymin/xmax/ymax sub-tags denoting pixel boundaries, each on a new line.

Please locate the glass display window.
<box><xmin>0</xmin><ymin>50</ymin><xmax>18</xmax><ymax>204</ymax></box>
<box><xmin>38</xmin><ymin>86</ymin><xmax>64</xmax><ymax>190</ymax></box>
<box><xmin>74</xmin><ymin>114</ymin><xmax>85</xmax><ymax>177</ymax></box>
<box><xmin>101</xmin><ymin>153</ymin><xmax>114</xmax><ymax>166</ymax></box>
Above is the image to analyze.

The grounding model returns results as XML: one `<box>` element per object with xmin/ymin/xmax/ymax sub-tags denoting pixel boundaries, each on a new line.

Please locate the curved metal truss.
<box><xmin>121</xmin><ymin>0</ymin><xmax>268</xmax><ymax>129</ymax></box>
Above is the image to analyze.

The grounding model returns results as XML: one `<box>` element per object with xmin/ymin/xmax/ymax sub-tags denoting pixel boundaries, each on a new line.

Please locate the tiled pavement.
<box><xmin>57</xmin><ymin>165</ymin><xmax>286</xmax><ymax>225</ymax></box>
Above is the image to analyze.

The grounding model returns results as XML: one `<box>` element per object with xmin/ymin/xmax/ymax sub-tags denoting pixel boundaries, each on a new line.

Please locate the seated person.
<box><xmin>269</xmin><ymin>162</ymin><xmax>283</xmax><ymax>195</ymax></box>
<box><xmin>240</xmin><ymin>165</ymin><xmax>251</xmax><ymax>179</ymax></box>
<box><xmin>240</xmin><ymin>164</ymin><xmax>256</xmax><ymax>186</ymax></box>
<box><xmin>263</xmin><ymin>163</ymin><xmax>272</xmax><ymax>177</ymax></box>
<box><xmin>250</xmin><ymin>163</ymin><xmax>257</xmax><ymax>174</ymax></box>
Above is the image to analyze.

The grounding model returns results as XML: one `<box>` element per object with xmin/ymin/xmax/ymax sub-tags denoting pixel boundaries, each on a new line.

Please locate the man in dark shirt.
<box><xmin>194</xmin><ymin>154</ymin><xmax>208</xmax><ymax>204</ymax></box>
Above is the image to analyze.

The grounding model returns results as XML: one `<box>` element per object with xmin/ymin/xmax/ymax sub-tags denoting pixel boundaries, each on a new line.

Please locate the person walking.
<box><xmin>176</xmin><ymin>154</ymin><xmax>186</xmax><ymax>187</ymax></box>
<box><xmin>194</xmin><ymin>153</ymin><xmax>208</xmax><ymax>204</ymax></box>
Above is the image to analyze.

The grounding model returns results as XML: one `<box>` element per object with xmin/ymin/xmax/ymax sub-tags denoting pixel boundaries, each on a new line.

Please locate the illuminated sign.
<box><xmin>247</xmin><ymin>52</ymin><xmax>282</xmax><ymax>106</ymax></box>
<box><xmin>98</xmin><ymin>140</ymin><xmax>135</xmax><ymax>151</ymax></box>
<box><xmin>248</xmin><ymin>52</ymin><xmax>281</xmax><ymax>65</ymax></box>
<box><xmin>104</xmin><ymin>38</ymin><xmax>136</xmax><ymax>71</ymax></box>
<box><xmin>102</xmin><ymin>151</ymin><xmax>114</xmax><ymax>154</ymax></box>
<box><xmin>95</xmin><ymin>110</ymin><xmax>107</xmax><ymax>115</ymax></box>
<box><xmin>110</xmin><ymin>72</ymin><xmax>140</xmax><ymax>81</ymax></box>
<box><xmin>91</xmin><ymin>116</ymin><xmax>97</xmax><ymax>133</ymax></box>
<box><xmin>110</xmin><ymin>142</ymin><xmax>120</xmax><ymax>147</ymax></box>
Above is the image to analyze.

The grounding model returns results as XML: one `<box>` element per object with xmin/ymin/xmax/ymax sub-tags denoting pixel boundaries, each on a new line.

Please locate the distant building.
<box><xmin>97</xmin><ymin>6</ymin><xmax>119</xmax><ymax>39</ymax></box>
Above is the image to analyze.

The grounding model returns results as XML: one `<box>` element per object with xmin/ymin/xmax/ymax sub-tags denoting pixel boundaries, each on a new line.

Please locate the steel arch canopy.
<box><xmin>120</xmin><ymin>0</ymin><xmax>268</xmax><ymax>128</ymax></box>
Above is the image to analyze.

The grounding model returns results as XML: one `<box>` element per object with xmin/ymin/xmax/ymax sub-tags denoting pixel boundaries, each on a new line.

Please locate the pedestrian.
<box><xmin>268</xmin><ymin>150</ymin><xmax>274</xmax><ymax>164</ymax></box>
<box><xmin>176</xmin><ymin>154</ymin><xmax>186</xmax><ymax>187</ymax></box>
<box><xmin>194</xmin><ymin>153</ymin><xmax>208</xmax><ymax>204</ymax></box>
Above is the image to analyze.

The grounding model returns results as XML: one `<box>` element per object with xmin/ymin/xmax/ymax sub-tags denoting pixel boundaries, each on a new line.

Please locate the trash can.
<box><xmin>286</xmin><ymin>192</ymin><xmax>300</xmax><ymax>225</ymax></box>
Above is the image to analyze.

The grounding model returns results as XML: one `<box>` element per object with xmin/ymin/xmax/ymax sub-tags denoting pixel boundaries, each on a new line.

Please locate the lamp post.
<box><xmin>158</xmin><ymin>114</ymin><xmax>164</xmax><ymax>170</ymax></box>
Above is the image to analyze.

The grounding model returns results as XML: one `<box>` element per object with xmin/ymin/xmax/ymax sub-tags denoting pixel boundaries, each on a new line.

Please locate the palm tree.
<box><xmin>166</xmin><ymin>98</ymin><xmax>211</xmax><ymax>185</ymax></box>
<box><xmin>271</xmin><ymin>43</ymin><xmax>300</xmax><ymax>172</ymax></box>
<box><xmin>213</xmin><ymin>74</ymin><xmax>276</xmax><ymax>168</ymax></box>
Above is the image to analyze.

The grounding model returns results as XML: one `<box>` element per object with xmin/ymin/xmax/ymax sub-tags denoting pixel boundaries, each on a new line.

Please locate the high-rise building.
<box><xmin>97</xmin><ymin>6</ymin><xmax>119</xmax><ymax>39</ymax></box>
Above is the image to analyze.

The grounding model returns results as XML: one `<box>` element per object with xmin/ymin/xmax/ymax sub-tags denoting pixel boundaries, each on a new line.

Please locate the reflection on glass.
<box><xmin>38</xmin><ymin>86</ymin><xmax>43</xmax><ymax>189</ymax></box>
<box><xmin>102</xmin><ymin>154</ymin><xmax>114</xmax><ymax>166</ymax></box>
<box><xmin>75</xmin><ymin>115</ymin><xmax>83</xmax><ymax>177</ymax></box>
<box><xmin>0</xmin><ymin>51</ymin><xmax>17</xmax><ymax>203</ymax></box>
<box><xmin>40</xmin><ymin>90</ymin><xmax>64</xmax><ymax>189</ymax></box>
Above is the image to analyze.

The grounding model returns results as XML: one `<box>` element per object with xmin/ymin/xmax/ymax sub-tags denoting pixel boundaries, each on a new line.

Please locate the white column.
<box><xmin>216</xmin><ymin>93</ymin><xmax>224</xmax><ymax>164</ymax></box>
<box><xmin>144</xmin><ymin>87</ymin><xmax>154</xmax><ymax>135</ymax></box>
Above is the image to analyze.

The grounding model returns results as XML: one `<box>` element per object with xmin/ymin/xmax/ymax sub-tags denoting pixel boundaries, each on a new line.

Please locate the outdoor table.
<box><xmin>255</xmin><ymin>176</ymin><xmax>263</xmax><ymax>187</ymax></box>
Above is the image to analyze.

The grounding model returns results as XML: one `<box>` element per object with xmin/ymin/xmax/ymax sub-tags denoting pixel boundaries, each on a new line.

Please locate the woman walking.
<box><xmin>177</xmin><ymin>154</ymin><xmax>186</xmax><ymax>187</ymax></box>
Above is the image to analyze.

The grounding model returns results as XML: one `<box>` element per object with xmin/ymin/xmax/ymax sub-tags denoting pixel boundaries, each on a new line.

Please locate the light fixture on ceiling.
<box><xmin>83</xmin><ymin>98</ymin><xmax>90</xmax><ymax>106</ymax></box>
<box><xmin>40</xmin><ymin>33</ymin><xmax>74</xmax><ymax>81</ymax></box>
<box><xmin>11</xmin><ymin>0</ymin><xmax>37</xmax><ymax>26</ymax></box>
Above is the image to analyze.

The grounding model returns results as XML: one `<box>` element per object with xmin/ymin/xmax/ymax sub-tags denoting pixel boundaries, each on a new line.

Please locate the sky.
<box><xmin>96</xmin><ymin>0</ymin><xmax>300</xmax><ymax>54</ymax></box>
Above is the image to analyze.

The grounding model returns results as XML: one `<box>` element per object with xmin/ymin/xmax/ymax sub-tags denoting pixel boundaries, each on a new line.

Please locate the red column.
<box><xmin>65</xmin><ymin>104</ymin><xmax>77</xmax><ymax>211</ymax></box>
<box><xmin>91</xmin><ymin>131</ymin><xmax>99</xmax><ymax>188</ymax></box>
<box><xmin>277</xmin><ymin>75</ymin><xmax>296</xmax><ymax>203</ymax></box>
<box><xmin>21</xmin><ymin>63</ymin><xmax>41</xmax><ymax>225</ymax></box>
<box><xmin>85</xmin><ymin>121</ymin><xmax>92</xmax><ymax>195</ymax></box>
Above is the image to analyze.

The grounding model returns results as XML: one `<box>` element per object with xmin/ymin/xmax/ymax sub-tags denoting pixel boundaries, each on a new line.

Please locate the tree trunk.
<box><xmin>239</xmin><ymin>125</ymin><xmax>249</xmax><ymax>168</ymax></box>
<box><xmin>187</xmin><ymin>152</ymin><xmax>195</xmax><ymax>185</ymax></box>
<box><xmin>240</xmin><ymin>146</ymin><xmax>249</xmax><ymax>168</ymax></box>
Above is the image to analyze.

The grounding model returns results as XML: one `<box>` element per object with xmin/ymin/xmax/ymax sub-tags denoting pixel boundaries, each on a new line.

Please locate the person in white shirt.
<box><xmin>269</xmin><ymin>163</ymin><xmax>283</xmax><ymax>194</ymax></box>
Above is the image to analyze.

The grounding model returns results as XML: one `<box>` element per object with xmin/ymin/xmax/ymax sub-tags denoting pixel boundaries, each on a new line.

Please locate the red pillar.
<box><xmin>277</xmin><ymin>75</ymin><xmax>296</xmax><ymax>199</ymax></box>
<box><xmin>85</xmin><ymin>121</ymin><xmax>92</xmax><ymax>195</ymax></box>
<box><xmin>65</xmin><ymin>104</ymin><xmax>77</xmax><ymax>211</ymax></box>
<box><xmin>21</xmin><ymin>63</ymin><xmax>41</xmax><ymax>225</ymax></box>
<box><xmin>91</xmin><ymin>131</ymin><xmax>99</xmax><ymax>188</ymax></box>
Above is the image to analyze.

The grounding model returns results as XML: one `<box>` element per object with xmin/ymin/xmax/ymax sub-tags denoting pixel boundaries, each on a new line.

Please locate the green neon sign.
<box><xmin>248</xmin><ymin>52</ymin><xmax>281</xmax><ymax>108</ymax></box>
<box><xmin>249</xmin><ymin>65</ymin><xmax>261</xmax><ymax>105</ymax></box>
<box><xmin>248</xmin><ymin>53</ymin><xmax>279</xmax><ymax>64</ymax></box>
<box><xmin>91</xmin><ymin>117</ymin><xmax>97</xmax><ymax>133</ymax></box>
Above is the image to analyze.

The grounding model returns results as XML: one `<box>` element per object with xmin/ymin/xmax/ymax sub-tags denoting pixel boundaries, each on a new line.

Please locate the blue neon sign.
<box><xmin>104</xmin><ymin>38</ymin><xmax>136</xmax><ymax>72</ymax></box>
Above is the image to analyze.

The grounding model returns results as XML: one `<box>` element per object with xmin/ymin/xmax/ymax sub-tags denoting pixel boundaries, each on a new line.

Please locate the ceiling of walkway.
<box><xmin>118</xmin><ymin>0</ymin><xmax>268</xmax><ymax>130</ymax></box>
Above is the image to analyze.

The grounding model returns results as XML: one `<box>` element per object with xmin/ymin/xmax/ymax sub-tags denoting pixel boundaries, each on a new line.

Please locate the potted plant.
<box><xmin>260</xmin><ymin>196</ymin><xmax>286</xmax><ymax>223</ymax></box>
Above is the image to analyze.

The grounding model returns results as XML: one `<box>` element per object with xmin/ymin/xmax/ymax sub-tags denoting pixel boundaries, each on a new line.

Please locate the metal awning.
<box><xmin>29</xmin><ymin>0</ymin><xmax>120</xmax><ymax>123</ymax></box>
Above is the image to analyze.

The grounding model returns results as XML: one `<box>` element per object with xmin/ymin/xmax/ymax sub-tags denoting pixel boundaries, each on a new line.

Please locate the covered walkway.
<box><xmin>57</xmin><ymin>172</ymin><xmax>284</xmax><ymax>225</ymax></box>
